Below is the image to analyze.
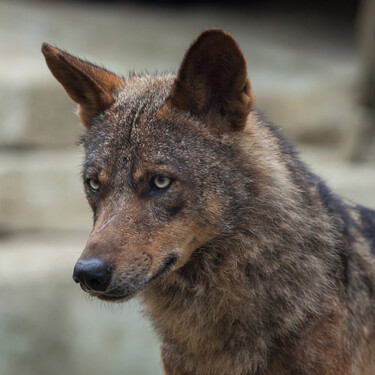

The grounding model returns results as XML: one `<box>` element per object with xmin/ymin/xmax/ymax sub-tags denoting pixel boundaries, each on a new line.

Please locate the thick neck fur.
<box><xmin>141</xmin><ymin>113</ymin><xmax>344</xmax><ymax>375</ymax></box>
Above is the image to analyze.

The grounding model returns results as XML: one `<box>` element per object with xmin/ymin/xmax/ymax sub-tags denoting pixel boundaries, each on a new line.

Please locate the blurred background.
<box><xmin>0</xmin><ymin>0</ymin><xmax>374</xmax><ymax>374</ymax></box>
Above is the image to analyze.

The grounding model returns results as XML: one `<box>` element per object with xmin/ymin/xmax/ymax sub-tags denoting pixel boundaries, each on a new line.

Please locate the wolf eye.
<box><xmin>153</xmin><ymin>175</ymin><xmax>172</xmax><ymax>190</ymax></box>
<box><xmin>88</xmin><ymin>178</ymin><xmax>100</xmax><ymax>192</ymax></box>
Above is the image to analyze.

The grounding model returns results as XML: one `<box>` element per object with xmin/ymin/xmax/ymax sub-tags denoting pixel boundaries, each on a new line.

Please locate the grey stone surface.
<box><xmin>0</xmin><ymin>84</ymin><xmax>81</xmax><ymax>147</ymax></box>
<box><xmin>0</xmin><ymin>149</ymin><xmax>91</xmax><ymax>232</ymax></box>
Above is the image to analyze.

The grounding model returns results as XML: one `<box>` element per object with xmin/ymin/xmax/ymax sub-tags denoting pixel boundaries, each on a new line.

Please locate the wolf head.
<box><xmin>42</xmin><ymin>29</ymin><xmax>255</xmax><ymax>302</ymax></box>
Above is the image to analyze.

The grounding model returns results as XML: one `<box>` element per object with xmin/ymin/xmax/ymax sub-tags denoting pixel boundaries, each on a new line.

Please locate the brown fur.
<box><xmin>42</xmin><ymin>29</ymin><xmax>375</xmax><ymax>374</ymax></box>
<box><xmin>41</xmin><ymin>43</ymin><xmax>124</xmax><ymax>127</ymax></box>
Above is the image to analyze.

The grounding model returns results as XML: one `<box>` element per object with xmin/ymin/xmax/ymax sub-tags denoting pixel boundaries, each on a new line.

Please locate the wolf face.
<box><xmin>42</xmin><ymin>30</ymin><xmax>255</xmax><ymax>302</ymax></box>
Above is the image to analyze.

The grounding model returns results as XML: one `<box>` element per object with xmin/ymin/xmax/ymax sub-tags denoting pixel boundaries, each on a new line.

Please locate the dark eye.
<box><xmin>152</xmin><ymin>175</ymin><xmax>172</xmax><ymax>190</ymax></box>
<box><xmin>88</xmin><ymin>178</ymin><xmax>100</xmax><ymax>193</ymax></box>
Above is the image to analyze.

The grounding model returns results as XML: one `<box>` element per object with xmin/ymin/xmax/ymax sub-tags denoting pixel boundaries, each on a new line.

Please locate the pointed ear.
<box><xmin>169</xmin><ymin>29</ymin><xmax>254</xmax><ymax>131</ymax></box>
<box><xmin>41</xmin><ymin>43</ymin><xmax>124</xmax><ymax>128</ymax></box>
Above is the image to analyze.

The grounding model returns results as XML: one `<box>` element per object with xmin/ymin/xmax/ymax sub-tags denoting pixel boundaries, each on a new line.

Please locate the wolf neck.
<box><xmin>142</xmin><ymin>118</ymin><xmax>341</xmax><ymax>374</ymax></box>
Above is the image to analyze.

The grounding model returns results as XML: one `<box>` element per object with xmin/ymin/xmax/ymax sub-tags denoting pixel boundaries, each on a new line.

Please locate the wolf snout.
<box><xmin>73</xmin><ymin>258</ymin><xmax>112</xmax><ymax>292</ymax></box>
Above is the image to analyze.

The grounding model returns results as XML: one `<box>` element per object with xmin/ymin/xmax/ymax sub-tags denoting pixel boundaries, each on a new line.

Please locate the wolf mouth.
<box><xmin>81</xmin><ymin>285</ymin><xmax>135</xmax><ymax>302</ymax></box>
<box><xmin>97</xmin><ymin>293</ymin><xmax>134</xmax><ymax>302</ymax></box>
<box><xmin>149</xmin><ymin>254</ymin><xmax>179</xmax><ymax>282</ymax></box>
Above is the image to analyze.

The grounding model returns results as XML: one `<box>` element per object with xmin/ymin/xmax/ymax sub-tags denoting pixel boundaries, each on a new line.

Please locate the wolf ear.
<box><xmin>41</xmin><ymin>43</ymin><xmax>124</xmax><ymax>128</ymax></box>
<box><xmin>169</xmin><ymin>29</ymin><xmax>254</xmax><ymax>131</ymax></box>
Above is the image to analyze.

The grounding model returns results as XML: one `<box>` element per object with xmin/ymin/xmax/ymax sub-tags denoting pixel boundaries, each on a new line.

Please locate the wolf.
<box><xmin>42</xmin><ymin>29</ymin><xmax>375</xmax><ymax>375</ymax></box>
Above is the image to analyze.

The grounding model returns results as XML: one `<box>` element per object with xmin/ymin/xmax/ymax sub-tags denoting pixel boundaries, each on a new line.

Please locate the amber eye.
<box><xmin>88</xmin><ymin>178</ymin><xmax>100</xmax><ymax>192</ymax></box>
<box><xmin>153</xmin><ymin>175</ymin><xmax>172</xmax><ymax>189</ymax></box>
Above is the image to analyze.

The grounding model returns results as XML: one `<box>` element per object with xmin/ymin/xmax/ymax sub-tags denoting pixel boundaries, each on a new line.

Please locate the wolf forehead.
<box><xmin>81</xmin><ymin>75</ymin><xmax>176</xmax><ymax>163</ymax></box>
<box><xmin>83</xmin><ymin>74</ymin><xmax>173</xmax><ymax>139</ymax></box>
<box><xmin>81</xmin><ymin>73</ymin><xmax>217</xmax><ymax>178</ymax></box>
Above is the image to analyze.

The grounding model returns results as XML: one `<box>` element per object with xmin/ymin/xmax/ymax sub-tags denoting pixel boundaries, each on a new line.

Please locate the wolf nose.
<box><xmin>73</xmin><ymin>258</ymin><xmax>111</xmax><ymax>292</ymax></box>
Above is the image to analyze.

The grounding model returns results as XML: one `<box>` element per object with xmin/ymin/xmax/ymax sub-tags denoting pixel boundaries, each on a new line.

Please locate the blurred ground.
<box><xmin>0</xmin><ymin>1</ymin><xmax>374</xmax><ymax>374</ymax></box>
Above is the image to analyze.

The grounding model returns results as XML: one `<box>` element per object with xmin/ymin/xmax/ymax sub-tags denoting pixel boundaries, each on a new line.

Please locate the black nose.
<box><xmin>73</xmin><ymin>258</ymin><xmax>111</xmax><ymax>292</ymax></box>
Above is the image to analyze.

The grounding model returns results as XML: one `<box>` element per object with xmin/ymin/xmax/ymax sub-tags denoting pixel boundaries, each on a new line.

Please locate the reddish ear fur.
<box><xmin>41</xmin><ymin>43</ymin><xmax>124</xmax><ymax>127</ymax></box>
<box><xmin>169</xmin><ymin>29</ymin><xmax>254</xmax><ymax>131</ymax></box>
